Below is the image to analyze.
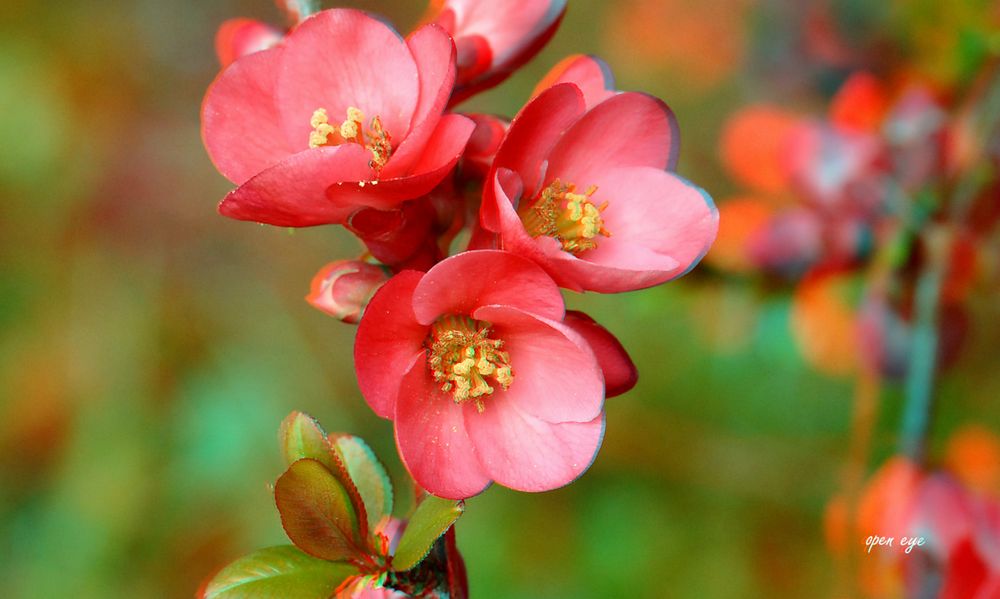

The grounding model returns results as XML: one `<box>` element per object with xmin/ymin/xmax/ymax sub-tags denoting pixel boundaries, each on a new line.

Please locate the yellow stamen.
<box><xmin>519</xmin><ymin>179</ymin><xmax>612</xmax><ymax>255</ymax></box>
<box><xmin>307</xmin><ymin>106</ymin><xmax>393</xmax><ymax>177</ymax></box>
<box><xmin>427</xmin><ymin>315</ymin><xmax>514</xmax><ymax>412</ymax></box>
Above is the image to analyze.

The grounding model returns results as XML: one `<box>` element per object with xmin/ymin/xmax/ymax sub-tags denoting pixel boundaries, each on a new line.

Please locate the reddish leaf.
<box><xmin>275</xmin><ymin>459</ymin><xmax>366</xmax><ymax>562</ymax></box>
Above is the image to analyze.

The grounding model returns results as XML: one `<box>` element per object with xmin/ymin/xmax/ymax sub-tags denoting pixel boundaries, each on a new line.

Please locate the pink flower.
<box><xmin>307</xmin><ymin>260</ymin><xmax>392</xmax><ymax>324</ymax></box>
<box><xmin>423</xmin><ymin>0</ymin><xmax>567</xmax><ymax>104</ymax></box>
<box><xmin>479</xmin><ymin>66</ymin><xmax>718</xmax><ymax>293</ymax></box>
<box><xmin>354</xmin><ymin>250</ymin><xmax>613</xmax><ymax>499</ymax></box>
<box><xmin>202</xmin><ymin>9</ymin><xmax>475</xmax><ymax>227</ymax></box>
<box><xmin>214</xmin><ymin>18</ymin><xmax>283</xmax><ymax>68</ymax></box>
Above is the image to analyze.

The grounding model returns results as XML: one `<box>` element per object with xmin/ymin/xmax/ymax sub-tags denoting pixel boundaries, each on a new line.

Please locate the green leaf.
<box><xmin>274</xmin><ymin>459</ymin><xmax>365</xmax><ymax>562</ymax></box>
<box><xmin>392</xmin><ymin>496</ymin><xmax>464</xmax><ymax>571</ymax></box>
<box><xmin>331</xmin><ymin>434</ymin><xmax>394</xmax><ymax>534</ymax></box>
<box><xmin>277</xmin><ymin>413</ymin><xmax>371</xmax><ymax>545</ymax></box>
<box><xmin>201</xmin><ymin>545</ymin><xmax>356</xmax><ymax>599</ymax></box>
<box><xmin>278</xmin><ymin>412</ymin><xmax>333</xmax><ymax>469</ymax></box>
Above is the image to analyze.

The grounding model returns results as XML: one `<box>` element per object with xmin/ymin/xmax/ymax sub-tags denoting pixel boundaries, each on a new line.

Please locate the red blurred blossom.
<box><xmin>946</xmin><ymin>426</ymin><xmax>1000</xmax><ymax>494</ymax></box>
<box><xmin>307</xmin><ymin>260</ymin><xmax>392</xmax><ymax>324</ymax></box>
<box><xmin>833</xmin><ymin>452</ymin><xmax>1000</xmax><ymax>598</ymax></box>
<box><xmin>480</xmin><ymin>71</ymin><xmax>717</xmax><ymax>293</ymax></box>
<box><xmin>423</xmin><ymin>0</ymin><xmax>566</xmax><ymax>105</ymax></box>
<box><xmin>713</xmin><ymin>73</ymin><xmax>955</xmax><ymax>279</ymax></box>
<box><xmin>202</xmin><ymin>9</ymin><xmax>475</xmax><ymax>227</ymax></box>
<box><xmin>720</xmin><ymin>105</ymin><xmax>800</xmax><ymax>196</ymax></box>
<box><xmin>354</xmin><ymin>250</ymin><xmax>614</xmax><ymax>499</ymax></box>
<box><xmin>214</xmin><ymin>18</ymin><xmax>283</xmax><ymax>68</ymax></box>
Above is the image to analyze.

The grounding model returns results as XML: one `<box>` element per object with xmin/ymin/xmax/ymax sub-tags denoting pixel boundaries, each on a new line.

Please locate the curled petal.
<box><xmin>326</xmin><ymin>114</ymin><xmax>475</xmax><ymax>212</ymax></box>
<box><xmin>484</xmin><ymin>83</ymin><xmax>586</xmax><ymax>229</ymax></box>
<box><xmin>217</xmin><ymin>144</ymin><xmax>373</xmax><ymax>226</ymax></box>
<box><xmin>383</xmin><ymin>23</ymin><xmax>458</xmax><ymax>179</ymax></box>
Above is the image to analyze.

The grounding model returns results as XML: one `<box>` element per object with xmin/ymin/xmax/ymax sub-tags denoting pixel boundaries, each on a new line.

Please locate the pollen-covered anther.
<box><xmin>520</xmin><ymin>179</ymin><xmax>612</xmax><ymax>254</ymax></box>
<box><xmin>427</xmin><ymin>315</ymin><xmax>514</xmax><ymax>412</ymax></box>
<box><xmin>307</xmin><ymin>106</ymin><xmax>393</xmax><ymax>176</ymax></box>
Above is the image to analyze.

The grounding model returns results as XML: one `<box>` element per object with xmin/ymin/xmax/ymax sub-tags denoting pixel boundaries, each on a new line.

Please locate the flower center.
<box><xmin>519</xmin><ymin>179</ymin><xmax>612</xmax><ymax>255</ymax></box>
<box><xmin>308</xmin><ymin>107</ymin><xmax>393</xmax><ymax>176</ymax></box>
<box><xmin>426</xmin><ymin>315</ymin><xmax>513</xmax><ymax>412</ymax></box>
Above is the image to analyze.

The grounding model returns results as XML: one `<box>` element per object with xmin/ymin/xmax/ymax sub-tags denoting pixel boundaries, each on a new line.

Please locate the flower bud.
<box><xmin>214</xmin><ymin>18</ymin><xmax>283</xmax><ymax>68</ymax></box>
<box><xmin>307</xmin><ymin>260</ymin><xmax>391</xmax><ymax>324</ymax></box>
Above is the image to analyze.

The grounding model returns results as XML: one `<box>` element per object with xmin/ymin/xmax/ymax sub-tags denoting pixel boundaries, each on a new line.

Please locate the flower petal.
<box><xmin>545</xmin><ymin>91</ymin><xmax>680</xmax><ymax>185</ymax></box>
<box><xmin>464</xmin><ymin>398</ymin><xmax>604</xmax><ymax>492</ymax></box>
<box><xmin>325</xmin><ymin>114</ymin><xmax>475</xmax><ymax>211</ymax></box>
<box><xmin>214</xmin><ymin>18</ymin><xmax>283</xmax><ymax>68</ymax></box>
<box><xmin>563</xmin><ymin>311</ymin><xmax>637</xmax><ymax>398</ymax></box>
<box><xmin>410</xmin><ymin>250</ymin><xmax>564</xmax><ymax>325</ymax></box>
<box><xmin>489</xmin><ymin>168</ymin><xmax>681</xmax><ymax>292</ymax></box>
<box><xmin>382</xmin><ymin>23</ymin><xmax>457</xmax><ymax>179</ymax></box>
<box><xmin>394</xmin><ymin>355</ymin><xmax>492</xmax><ymax>500</ymax></box>
<box><xmin>531</xmin><ymin>54</ymin><xmax>616</xmax><ymax>110</ymax></box>
<box><xmin>489</xmin><ymin>82</ymin><xmax>586</xmax><ymax>201</ymax></box>
<box><xmin>587</xmin><ymin>166</ymin><xmax>718</xmax><ymax>278</ymax></box>
<box><xmin>355</xmin><ymin>270</ymin><xmax>428</xmax><ymax>418</ymax></box>
<box><xmin>202</xmin><ymin>45</ymin><xmax>291</xmax><ymax>185</ymax></box>
<box><xmin>275</xmin><ymin>9</ymin><xmax>419</xmax><ymax>152</ymax></box>
<box><xmin>471</xmin><ymin>305</ymin><xmax>604</xmax><ymax>423</ymax></box>
<box><xmin>443</xmin><ymin>0</ymin><xmax>567</xmax><ymax>103</ymax></box>
<box><xmin>217</xmin><ymin>144</ymin><xmax>373</xmax><ymax>226</ymax></box>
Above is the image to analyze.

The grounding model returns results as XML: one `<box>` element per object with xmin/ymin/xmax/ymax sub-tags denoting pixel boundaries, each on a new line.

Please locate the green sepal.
<box><xmin>392</xmin><ymin>496</ymin><xmax>464</xmax><ymax>572</ymax></box>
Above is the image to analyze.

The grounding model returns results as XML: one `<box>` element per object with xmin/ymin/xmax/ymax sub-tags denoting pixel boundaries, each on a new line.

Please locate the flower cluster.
<box><xmin>202</xmin><ymin>1</ymin><xmax>716</xmax><ymax>503</ymax></box>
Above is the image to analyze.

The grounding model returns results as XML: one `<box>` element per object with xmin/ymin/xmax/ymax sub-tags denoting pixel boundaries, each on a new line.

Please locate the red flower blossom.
<box><xmin>214</xmin><ymin>18</ymin><xmax>283</xmax><ymax>68</ymax></box>
<box><xmin>202</xmin><ymin>9</ymin><xmax>475</xmax><ymax>227</ymax></box>
<box><xmin>354</xmin><ymin>250</ymin><xmax>624</xmax><ymax>499</ymax></box>
<box><xmin>423</xmin><ymin>0</ymin><xmax>567</xmax><ymax>105</ymax></box>
<box><xmin>479</xmin><ymin>75</ymin><xmax>717</xmax><ymax>293</ymax></box>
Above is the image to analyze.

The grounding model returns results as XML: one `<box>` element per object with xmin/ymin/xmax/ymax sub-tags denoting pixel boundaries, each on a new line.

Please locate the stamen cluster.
<box><xmin>309</xmin><ymin>107</ymin><xmax>393</xmax><ymax>175</ymax></box>
<box><xmin>521</xmin><ymin>179</ymin><xmax>611</xmax><ymax>254</ymax></box>
<box><xmin>427</xmin><ymin>316</ymin><xmax>513</xmax><ymax>412</ymax></box>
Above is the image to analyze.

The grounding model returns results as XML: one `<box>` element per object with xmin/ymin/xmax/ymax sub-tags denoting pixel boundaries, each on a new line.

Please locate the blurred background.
<box><xmin>1</xmin><ymin>0</ymin><xmax>999</xmax><ymax>597</ymax></box>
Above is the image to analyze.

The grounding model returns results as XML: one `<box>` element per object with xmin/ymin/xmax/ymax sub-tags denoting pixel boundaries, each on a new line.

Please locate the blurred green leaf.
<box><xmin>392</xmin><ymin>496</ymin><xmax>464</xmax><ymax>572</ymax></box>
<box><xmin>201</xmin><ymin>545</ymin><xmax>355</xmax><ymax>599</ymax></box>
<box><xmin>331</xmin><ymin>434</ymin><xmax>394</xmax><ymax>535</ymax></box>
<box><xmin>274</xmin><ymin>459</ymin><xmax>364</xmax><ymax>562</ymax></box>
